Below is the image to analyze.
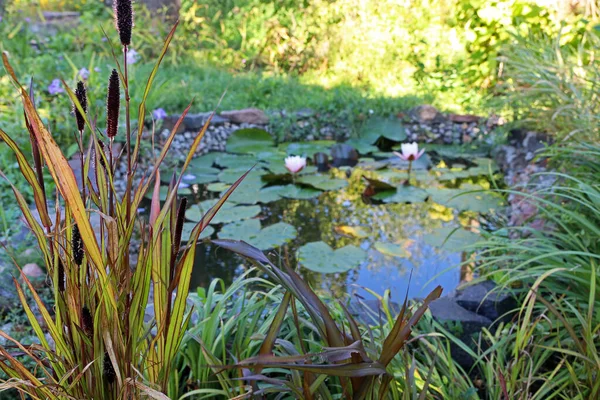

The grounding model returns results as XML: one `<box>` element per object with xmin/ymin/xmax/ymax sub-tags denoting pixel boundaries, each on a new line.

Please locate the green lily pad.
<box><xmin>180</xmin><ymin>223</ymin><xmax>215</xmax><ymax>241</ymax></box>
<box><xmin>218</xmin><ymin>168</ymin><xmax>264</xmax><ymax>185</ymax></box>
<box><xmin>188</xmin><ymin>152</ymin><xmax>222</xmax><ymax>169</ymax></box>
<box><xmin>426</xmin><ymin>187</ymin><xmax>503</xmax><ymax>213</ymax></box>
<box><xmin>344</xmin><ymin>139</ymin><xmax>379</xmax><ymax>155</ymax></box>
<box><xmin>277</xmin><ymin>185</ymin><xmax>322</xmax><ymax>200</ymax></box>
<box><xmin>423</xmin><ymin>226</ymin><xmax>481</xmax><ymax>250</ymax></box>
<box><xmin>374</xmin><ymin>242</ymin><xmax>411</xmax><ymax>258</ymax></box>
<box><xmin>207</xmin><ymin>182</ymin><xmax>231</xmax><ymax>192</ymax></box>
<box><xmin>218</xmin><ymin>219</ymin><xmax>297</xmax><ymax>250</ymax></box>
<box><xmin>279</xmin><ymin>141</ymin><xmax>336</xmax><ymax>157</ymax></box>
<box><xmin>186</xmin><ymin>201</ymin><xmax>260</xmax><ymax>225</ymax></box>
<box><xmin>373</xmin><ymin>185</ymin><xmax>428</xmax><ymax>203</ymax></box>
<box><xmin>425</xmin><ymin>144</ymin><xmax>491</xmax><ymax>159</ymax></box>
<box><xmin>215</xmin><ymin>154</ymin><xmax>258</xmax><ymax>169</ymax></box>
<box><xmin>360</xmin><ymin>118</ymin><xmax>407</xmax><ymax>144</ymax></box>
<box><xmin>334</xmin><ymin>226</ymin><xmax>370</xmax><ymax>238</ymax></box>
<box><xmin>226</xmin><ymin>181</ymin><xmax>282</xmax><ymax>205</ymax></box>
<box><xmin>297</xmin><ymin>175</ymin><xmax>348</xmax><ymax>191</ymax></box>
<box><xmin>226</xmin><ymin>128</ymin><xmax>274</xmax><ymax>154</ymax></box>
<box><xmin>297</xmin><ymin>241</ymin><xmax>367</xmax><ymax>273</ymax></box>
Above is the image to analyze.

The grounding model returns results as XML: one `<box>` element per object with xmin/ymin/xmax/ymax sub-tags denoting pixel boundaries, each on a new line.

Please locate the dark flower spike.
<box><xmin>103</xmin><ymin>352</ymin><xmax>116</xmax><ymax>384</ymax></box>
<box><xmin>106</xmin><ymin>69</ymin><xmax>120</xmax><ymax>139</ymax></box>
<box><xmin>74</xmin><ymin>81</ymin><xmax>87</xmax><ymax>133</ymax></box>
<box><xmin>172</xmin><ymin>197</ymin><xmax>187</xmax><ymax>257</ymax></box>
<box><xmin>97</xmin><ymin>139</ymin><xmax>107</xmax><ymax>169</ymax></box>
<box><xmin>72</xmin><ymin>223</ymin><xmax>84</xmax><ymax>266</ymax></box>
<box><xmin>57</xmin><ymin>259</ymin><xmax>65</xmax><ymax>292</ymax></box>
<box><xmin>81</xmin><ymin>306</ymin><xmax>93</xmax><ymax>338</ymax></box>
<box><xmin>114</xmin><ymin>0</ymin><xmax>133</xmax><ymax>46</ymax></box>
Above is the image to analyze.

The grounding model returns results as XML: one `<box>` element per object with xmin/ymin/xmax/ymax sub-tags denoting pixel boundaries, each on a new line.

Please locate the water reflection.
<box><xmin>189</xmin><ymin>168</ymin><xmax>483</xmax><ymax>301</ymax></box>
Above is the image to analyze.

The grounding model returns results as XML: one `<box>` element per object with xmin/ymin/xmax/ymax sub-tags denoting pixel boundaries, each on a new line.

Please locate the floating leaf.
<box><xmin>424</xmin><ymin>144</ymin><xmax>491</xmax><ymax>159</ymax></box>
<box><xmin>297</xmin><ymin>175</ymin><xmax>348</xmax><ymax>191</ymax></box>
<box><xmin>218</xmin><ymin>168</ymin><xmax>264</xmax><ymax>185</ymax></box>
<box><xmin>374</xmin><ymin>242</ymin><xmax>411</xmax><ymax>258</ymax></box>
<box><xmin>360</xmin><ymin>118</ymin><xmax>407</xmax><ymax>144</ymax></box>
<box><xmin>186</xmin><ymin>200</ymin><xmax>260</xmax><ymax>224</ymax></box>
<box><xmin>334</xmin><ymin>226</ymin><xmax>370</xmax><ymax>238</ymax></box>
<box><xmin>181</xmin><ymin>222</ymin><xmax>214</xmax><ymax>241</ymax></box>
<box><xmin>218</xmin><ymin>219</ymin><xmax>297</xmax><ymax>250</ymax></box>
<box><xmin>226</xmin><ymin>128</ymin><xmax>274</xmax><ymax>154</ymax></box>
<box><xmin>188</xmin><ymin>152</ymin><xmax>222</xmax><ymax>169</ymax></box>
<box><xmin>423</xmin><ymin>226</ymin><xmax>481</xmax><ymax>250</ymax></box>
<box><xmin>215</xmin><ymin>154</ymin><xmax>257</xmax><ymax>169</ymax></box>
<box><xmin>227</xmin><ymin>184</ymin><xmax>283</xmax><ymax>205</ymax></box>
<box><xmin>206</xmin><ymin>182</ymin><xmax>231</xmax><ymax>192</ymax></box>
<box><xmin>373</xmin><ymin>185</ymin><xmax>428</xmax><ymax>204</ymax></box>
<box><xmin>297</xmin><ymin>241</ymin><xmax>367</xmax><ymax>273</ymax></box>
<box><xmin>345</xmin><ymin>139</ymin><xmax>379</xmax><ymax>155</ymax></box>
<box><xmin>277</xmin><ymin>185</ymin><xmax>322</xmax><ymax>200</ymax></box>
<box><xmin>279</xmin><ymin>141</ymin><xmax>336</xmax><ymax>157</ymax></box>
<box><xmin>426</xmin><ymin>187</ymin><xmax>503</xmax><ymax>213</ymax></box>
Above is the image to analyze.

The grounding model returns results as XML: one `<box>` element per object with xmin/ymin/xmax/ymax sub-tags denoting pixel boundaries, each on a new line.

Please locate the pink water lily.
<box><xmin>393</xmin><ymin>142</ymin><xmax>425</xmax><ymax>162</ymax></box>
<box><xmin>284</xmin><ymin>156</ymin><xmax>306</xmax><ymax>174</ymax></box>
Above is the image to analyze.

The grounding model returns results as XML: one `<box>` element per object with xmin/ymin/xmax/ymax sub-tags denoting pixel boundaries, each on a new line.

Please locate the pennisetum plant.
<box><xmin>0</xmin><ymin>2</ymin><xmax>248</xmax><ymax>398</ymax></box>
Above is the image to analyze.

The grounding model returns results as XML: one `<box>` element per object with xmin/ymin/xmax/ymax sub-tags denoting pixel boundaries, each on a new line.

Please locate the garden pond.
<box><xmin>149</xmin><ymin>121</ymin><xmax>504</xmax><ymax>301</ymax></box>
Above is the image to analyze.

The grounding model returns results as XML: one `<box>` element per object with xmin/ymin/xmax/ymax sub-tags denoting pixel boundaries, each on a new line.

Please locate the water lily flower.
<box><xmin>285</xmin><ymin>156</ymin><xmax>306</xmax><ymax>174</ymax></box>
<box><xmin>394</xmin><ymin>142</ymin><xmax>425</xmax><ymax>184</ymax></box>
<box><xmin>393</xmin><ymin>142</ymin><xmax>425</xmax><ymax>162</ymax></box>
<box><xmin>126</xmin><ymin>48</ymin><xmax>140</xmax><ymax>65</ymax></box>
<box><xmin>78</xmin><ymin>67</ymin><xmax>90</xmax><ymax>80</ymax></box>
<box><xmin>152</xmin><ymin>108</ymin><xmax>167</xmax><ymax>120</ymax></box>
<box><xmin>47</xmin><ymin>79</ymin><xmax>64</xmax><ymax>95</ymax></box>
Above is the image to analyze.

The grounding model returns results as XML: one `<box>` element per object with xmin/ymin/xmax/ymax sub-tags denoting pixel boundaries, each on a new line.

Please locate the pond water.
<box><xmin>151</xmin><ymin>125</ymin><xmax>504</xmax><ymax>301</ymax></box>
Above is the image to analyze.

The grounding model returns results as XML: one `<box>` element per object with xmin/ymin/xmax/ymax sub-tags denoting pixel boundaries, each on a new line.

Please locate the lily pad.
<box><xmin>279</xmin><ymin>141</ymin><xmax>336</xmax><ymax>157</ymax></box>
<box><xmin>360</xmin><ymin>118</ymin><xmax>407</xmax><ymax>144</ymax></box>
<box><xmin>297</xmin><ymin>175</ymin><xmax>348</xmax><ymax>191</ymax></box>
<box><xmin>207</xmin><ymin>182</ymin><xmax>231</xmax><ymax>192</ymax></box>
<box><xmin>423</xmin><ymin>226</ymin><xmax>481</xmax><ymax>250</ymax></box>
<box><xmin>297</xmin><ymin>241</ymin><xmax>367</xmax><ymax>273</ymax></box>
<box><xmin>374</xmin><ymin>242</ymin><xmax>411</xmax><ymax>258</ymax></box>
<box><xmin>188</xmin><ymin>152</ymin><xmax>222</xmax><ymax>169</ymax></box>
<box><xmin>425</xmin><ymin>144</ymin><xmax>491</xmax><ymax>159</ymax></box>
<box><xmin>426</xmin><ymin>187</ymin><xmax>503</xmax><ymax>213</ymax></box>
<box><xmin>218</xmin><ymin>219</ymin><xmax>297</xmax><ymax>250</ymax></box>
<box><xmin>344</xmin><ymin>139</ymin><xmax>379</xmax><ymax>155</ymax></box>
<box><xmin>185</xmin><ymin>201</ymin><xmax>260</xmax><ymax>225</ymax></box>
<box><xmin>226</xmin><ymin>128</ymin><xmax>274</xmax><ymax>154</ymax></box>
<box><xmin>277</xmin><ymin>185</ymin><xmax>322</xmax><ymax>200</ymax></box>
<box><xmin>334</xmin><ymin>226</ymin><xmax>370</xmax><ymax>238</ymax></box>
<box><xmin>373</xmin><ymin>185</ymin><xmax>428</xmax><ymax>203</ymax></box>
<box><xmin>215</xmin><ymin>154</ymin><xmax>258</xmax><ymax>170</ymax></box>
<box><xmin>180</xmin><ymin>223</ymin><xmax>215</xmax><ymax>241</ymax></box>
<box><xmin>226</xmin><ymin>183</ymin><xmax>283</xmax><ymax>205</ymax></box>
<box><xmin>218</xmin><ymin>168</ymin><xmax>264</xmax><ymax>185</ymax></box>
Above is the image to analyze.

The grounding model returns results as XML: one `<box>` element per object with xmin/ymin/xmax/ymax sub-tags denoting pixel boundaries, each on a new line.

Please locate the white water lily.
<box><xmin>393</xmin><ymin>142</ymin><xmax>425</xmax><ymax>162</ymax></box>
<box><xmin>284</xmin><ymin>155</ymin><xmax>307</xmax><ymax>174</ymax></box>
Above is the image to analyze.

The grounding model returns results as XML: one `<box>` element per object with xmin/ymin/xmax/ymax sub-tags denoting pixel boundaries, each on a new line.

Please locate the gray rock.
<box><xmin>429</xmin><ymin>297</ymin><xmax>492</xmax><ymax>369</ymax></box>
<box><xmin>408</xmin><ymin>105</ymin><xmax>445</xmax><ymax>124</ymax></box>
<box><xmin>296</xmin><ymin>108</ymin><xmax>315</xmax><ymax>120</ymax></box>
<box><xmin>454</xmin><ymin>280</ymin><xmax>516</xmax><ymax>323</ymax></box>
<box><xmin>0</xmin><ymin>276</ymin><xmax>18</xmax><ymax>315</ymax></box>
<box><xmin>221</xmin><ymin>108</ymin><xmax>269</xmax><ymax>125</ymax></box>
<box><xmin>162</xmin><ymin>112</ymin><xmax>229</xmax><ymax>133</ymax></box>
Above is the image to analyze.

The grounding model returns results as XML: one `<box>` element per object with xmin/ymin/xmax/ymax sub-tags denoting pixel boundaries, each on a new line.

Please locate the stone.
<box><xmin>162</xmin><ymin>112</ymin><xmax>229</xmax><ymax>133</ymax></box>
<box><xmin>429</xmin><ymin>297</ymin><xmax>492</xmax><ymax>369</ymax></box>
<box><xmin>330</xmin><ymin>144</ymin><xmax>359</xmax><ymax>167</ymax></box>
<box><xmin>454</xmin><ymin>280</ymin><xmax>516</xmax><ymax>323</ymax></box>
<box><xmin>22</xmin><ymin>263</ymin><xmax>44</xmax><ymax>279</ymax></box>
<box><xmin>408</xmin><ymin>105</ymin><xmax>443</xmax><ymax>123</ymax></box>
<box><xmin>0</xmin><ymin>278</ymin><xmax>18</xmax><ymax>315</ymax></box>
<box><xmin>296</xmin><ymin>108</ymin><xmax>315</xmax><ymax>120</ymax></box>
<box><xmin>449</xmin><ymin>114</ymin><xmax>482</xmax><ymax>123</ymax></box>
<box><xmin>221</xmin><ymin>108</ymin><xmax>269</xmax><ymax>125</ymax></box>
